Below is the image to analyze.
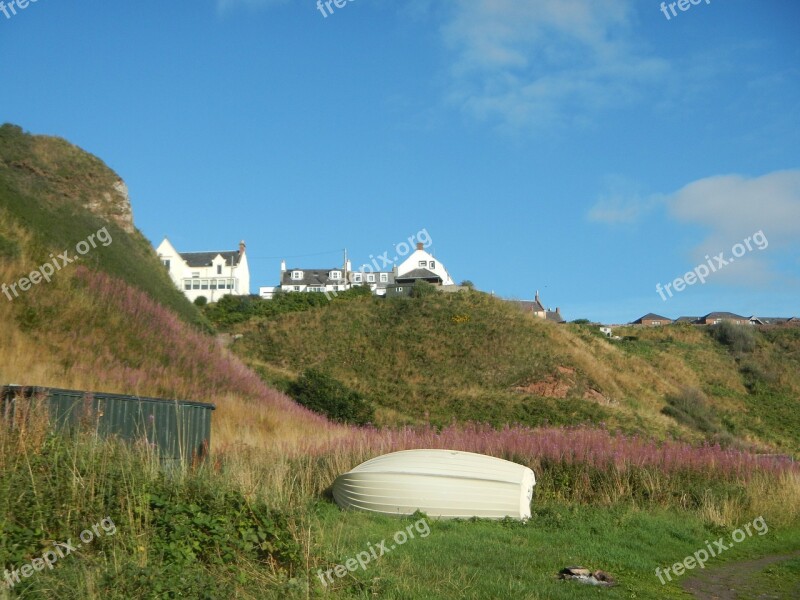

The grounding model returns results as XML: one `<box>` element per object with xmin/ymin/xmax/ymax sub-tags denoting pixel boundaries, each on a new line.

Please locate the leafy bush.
<box><xmin>710</xmin><ymin>321</ymin><xmax>757</xmax><ymax>353</ymax></box>
<box><xmin>411</xmin><ymin>280</ymin><xmax>437</xmax><ymax>298</ymax></box>
<box><xmin>661</xmin><ymin>387</ymin><xmax>722</xmax><ymax>434</ymax></box>
<box><xmin>0</xmin><ymin>233</ymin><xmax>19</xmax><ymax>258</ymax></box>
<box><xmin>287</xmin><ymin>369</ymin><xmax>374</xmax><ymax>425</ymax></box>
<box><xmin>204</xmin><ymin>287</ymin><xmax>373</xmax><ymax>327</ymax></box>
<box><xmin>194</xmin><ymin>295</ymin><xmax>208</xmax><ymax>307</ymax></box>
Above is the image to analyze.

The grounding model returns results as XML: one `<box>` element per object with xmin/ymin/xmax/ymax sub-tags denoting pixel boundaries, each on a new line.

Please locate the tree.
<box><xmin>287</xmin><ymin>369</ymin><xmax>374</xmax><ymax>425</ymax></box>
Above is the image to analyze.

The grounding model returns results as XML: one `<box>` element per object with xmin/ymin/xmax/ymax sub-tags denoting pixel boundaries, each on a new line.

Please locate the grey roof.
<box><xmin>281</xmin><ymin>268</ymin><xmax>346</xmax><ymax>287</ymax></box>
<box><xmin>675</xmin><ymin>316</ymin><xmax>700</xmax><ymax>323</ymax></box>
<box><xmin>349</xmin><ymin>271</ymin><xmax>395</xmax><ymax>286</ymax></box>
<box><xmin>750</xmin><ymin>316</ymin><xmax>791</xmax><ymax>325</ymax></box>
<box><xmin>509</xmin><ymin>300</ymin><xmax>546</xmax><ymax>313</ymax></box>
<box><xmin>545</xmin><ymin>310</ymin><xmax>565</xmax><ymax>323</ymax></box>
<box><xmin>395</xmin><ymin>268</ymin><xmax>442</xmax><ymax>283</ymax></box>
<box><xmin>702</xmin><ymin>312</ymin><xmax>748</xmax><ymax>320</ymax></box>
<box><xmin>180</xmin><ymin>250</ymin><xmax>243</xmax><ymax>268</ymax></box>
<box><xmin>632</xmin><ymin>313</ymin><xmax>672</xmax><ymax>324</ymax></box>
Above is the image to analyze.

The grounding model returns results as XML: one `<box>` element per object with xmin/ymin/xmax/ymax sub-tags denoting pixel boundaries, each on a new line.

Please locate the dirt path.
<box><xmin>683</xmin><ymin>550</ymin><xmax>800</xmax><ymax>599</ymax></box>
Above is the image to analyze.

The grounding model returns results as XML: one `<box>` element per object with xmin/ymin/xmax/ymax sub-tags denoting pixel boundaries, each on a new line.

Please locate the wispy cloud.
<box><xmin>440</xmin><ymin>0</ymin><xmax>669</xmax><ymax>130</ymax></box>
<box><xmin>587</xmin><ymin>176</ymin><xmax>661</xmax><ymax>224</ymax></box>
<box><xmin>667</xmin><ymin>170</ymin><xmax>800</xmax><ymax>285</ymax></box>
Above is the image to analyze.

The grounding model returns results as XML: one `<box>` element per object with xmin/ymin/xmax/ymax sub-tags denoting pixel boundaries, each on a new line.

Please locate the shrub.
<box><xmin>661</xmin><ymin>387</ymin><xmax>722</xmax><ymax>434</ymax></box>
<box><xmin>287</xmin><ymin>369</ymin><xmax>374</xmax><ymax>425</ymax></box>
<box><xmin>710</xmin><ymin>321</ymin><xmax>757</xmax><ymax>353</ymax></box>
<box><xmin>194</xmin><ymin>295</ymin><xmax>208</xmax><ymax>307</ymax></box>
<box><xmin>411</xmin><ymin>280</ymin><xmax>437</xmax><ymax>298</ymax></box>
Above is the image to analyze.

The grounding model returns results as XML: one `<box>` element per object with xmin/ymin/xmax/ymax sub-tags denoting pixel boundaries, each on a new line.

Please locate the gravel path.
<box><xmin>683</xmin><ymin>550</ymin><xmax>800</xmax><ymax>600</ymax></box>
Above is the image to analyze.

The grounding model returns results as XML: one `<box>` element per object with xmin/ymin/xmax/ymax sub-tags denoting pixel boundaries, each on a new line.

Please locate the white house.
<box><xmin>277</xmin><ymin>259</ymin><xmax>350</xmax><ymax>295</ymax></box>
<box><xmin>394</xmin><ymin>243</ymin><xmax>455</xmax><ymax>286</ymax></box>
<box><xmin>156</xmin><ymin>238</ymin><xmax>250</xmax><ymax>303</ymax></box>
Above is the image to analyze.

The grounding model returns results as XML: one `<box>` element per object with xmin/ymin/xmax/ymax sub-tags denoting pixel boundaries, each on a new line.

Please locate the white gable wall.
<box><xmin>396</xmin><ymin>248</ymin><xmax>455</xmax><ymax>286</ymax></box>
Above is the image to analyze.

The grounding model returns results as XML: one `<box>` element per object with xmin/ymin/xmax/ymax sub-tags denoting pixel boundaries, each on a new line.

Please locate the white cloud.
<box><xmin>440</xmin><ymin>0</ymin><xmax>669</xmax><ymax>129</ymax></box>
<box><xmin>666</xmin><ymin>170</ymin><xmax>800</xmax><ymax>286</ymax></box>
<box><xmin>587</xmin><ymin>176</ymin><xmax>661</xmax><ymax>224</ymax></box>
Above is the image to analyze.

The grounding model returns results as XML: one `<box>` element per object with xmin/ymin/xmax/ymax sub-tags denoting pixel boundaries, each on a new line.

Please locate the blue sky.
<box><xmin>2</xmin><ymin>0</ymin><xmax>798</xmax><ymax>323</ymax></box>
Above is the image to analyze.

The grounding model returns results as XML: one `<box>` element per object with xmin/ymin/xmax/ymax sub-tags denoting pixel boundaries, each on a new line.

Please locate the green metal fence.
<box><xmin>1</xmin><ymin>385</ymin><xmax>215</xmax><ymax>466</ymax></box>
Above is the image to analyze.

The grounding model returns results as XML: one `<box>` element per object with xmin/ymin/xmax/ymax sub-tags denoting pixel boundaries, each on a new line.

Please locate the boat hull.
<box><xmin>332</xmin><ymin>449</ymin><xmax>536</xmax><ymax>520</ymax></box>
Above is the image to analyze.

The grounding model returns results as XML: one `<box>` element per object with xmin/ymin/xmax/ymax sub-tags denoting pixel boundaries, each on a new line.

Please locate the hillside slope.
<box><xmin>229</xmin><ymin>291</ymin><xmax>800</xmax><ymax>453</ymax></box>
<box><xmin>0</xmin><ymin>124</ymin><xmax>329</xmax><ymax>446</ymax></box>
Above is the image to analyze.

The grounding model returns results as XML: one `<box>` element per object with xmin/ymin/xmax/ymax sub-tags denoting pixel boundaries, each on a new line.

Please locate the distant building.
<box><xmin>277</xmin><ymin>260</ymin><xmax>349</xmax><ymax>296</ymax></box>
<box><xmin>156</xmin><ymin>238</ymin><xmax>250</xmax><ymax>302</ymax></box>
<box><xmin>262</xmin><ymin>242</ymin><xmax>456</xmax><ymax>298</ymax></box>
<box><xmin>350</xmin><ymin>267</ymin><xmax>395</xmax><ymax>296</ymax></box>
<box><xmin>698</xmin><ymin>312</ymin><xmax>749</xmax><ymax>326</ymax></box>
<box><xmin>509</xmin><ymin>292</ymin><xmax>564</xmax><ymax>323</ymax></box>
<box><xmin>674</xmin><ymin>316</ymin><xmax>700</xmax><ymax>324</ymax></box>
<box><xmin>394</xmin><ymin>243</ymin><xmax>455</xmax><ymax>286</ymax></box>
<box><xmin>749</xmin><ymin>316</ymin><xmax>799</xmax><ymax>326</ymax></box>
<box><xmin>631</xmin><ymin>313</ymin><xmax>673</xmax><ymax>326</ymax></box>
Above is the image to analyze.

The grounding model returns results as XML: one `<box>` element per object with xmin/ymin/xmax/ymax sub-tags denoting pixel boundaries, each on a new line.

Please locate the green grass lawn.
<box><xmin>306</xmin><ymin>500</ymin><xmax>800</xmax><ymax>599</ymax></box>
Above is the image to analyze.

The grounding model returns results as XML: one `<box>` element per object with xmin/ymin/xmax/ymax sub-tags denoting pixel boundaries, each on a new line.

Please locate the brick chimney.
<box><xmin>416</xmin><ymin>242</ymin><xmax>424</xmax><ymax>251</ymax></box>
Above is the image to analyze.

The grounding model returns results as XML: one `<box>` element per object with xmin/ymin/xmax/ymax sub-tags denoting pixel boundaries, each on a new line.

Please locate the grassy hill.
<box><xmin>1</xmin><ymin>125</ymin><xmax>798</xmax><ymax>599</ymax></box>
<box><xmin>228</xmin><ymin>289</ymin><xmax>800</xmax><ymax>454</ymax></box>
<box><xmin>0</xmin><ymin>124</ymin><xmax>327</xmax><ymax>443</ymax></box>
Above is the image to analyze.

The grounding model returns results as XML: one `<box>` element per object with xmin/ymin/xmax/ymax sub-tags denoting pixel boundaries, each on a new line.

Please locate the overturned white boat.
<box><xmin>332</xmin><ymin>449</ymin><xmax>536</xmax><ymax>520</ymax></box>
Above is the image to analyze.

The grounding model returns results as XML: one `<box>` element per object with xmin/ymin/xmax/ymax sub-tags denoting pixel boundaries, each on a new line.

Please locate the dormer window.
<box><xmin>367</xmin><ymin>274</ymin><xmax>376</xmax><ymax>283</ymax></box>
<box><xmin>330</xmin><ymin>271</ymin><xmax>341</xmax><ymax>280</ymax></box>
<box><xmin>353</xmin><ymin>273</ymin><xmax>362</xmax><ymax>283</ymax></box>
<box><xmin>380</xmin><ymin>273</ymin><xmax>388</xmax><ymax>283</ymax></box>
<box><xmin>292</xmin><ymin>270</ymin><xmax>303</xmax><ymax>280</ymax></box>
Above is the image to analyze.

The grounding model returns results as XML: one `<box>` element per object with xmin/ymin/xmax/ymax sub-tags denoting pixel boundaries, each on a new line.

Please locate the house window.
<box><xmin>429</xmin><ymin>261</ymin><xmax>435</xmax><ymax>269</ymax></box>
<box><xmin>294</xmin><ymin>286</ymin><xmax>301</xmax><ymax>291</ymax></box>
<box><xmin>162</xmin><ymin>259</ymin><xmax>170</xmax><ymax>269</ymax></box>
<box><xmin>330</xmin><ymin>271</ymin><xmax>341</xmax><ymax>280</ymax></box>
<box><xmin>184</xmin><ymin>281</ymin><xmax>191</xmax><ymax>290</ymax></box>
<box><xmin>201</xmin><ymin>280</ymin><xmax>209</xmax><ymax>290</ymax></box>
<box><xmin>192</xmin><ymin>280</ymin><xmax>201</xmax><ymax>290</ymax></box>
<box><xmin>292</xmin><ymin>271</ymin><xmax>303</xmax><ymax>280</ymax></box>
<box><xmin>367</xmin><ymin>274</ymin><xmax>376</xmax><ymax>283</ymax></box>
<box><xmin>353</xmin><ymin>273</ymin><xmax>362</xmax><ymax>283</ymax></box>
<box><xmin>397</xmin><ymin>287</ymin><xmax>403</xmax><ymax>292</ymax></box>
<box><xmin>380</xmin><ymin>273</ymin><xmax>388</xmax><ymax>283</ymax></box>
<box><xmin>419</xmin><ymin>261</ymin><xmax>427</xmax><ymax>267</ymax></box>
<box><xmin>217</xmin><ymin>265</ymin><xmax>222</xmax><ymax>275</ymax></box>
<box><xmin>192</xmin><ymin>272</ymin><xmax>200</xmax><ymax>278</ymax></box>
<box><xmin>210</xmin><ymin>281</ymin><xmax>217</xmax><ymax>290</ymax></box>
